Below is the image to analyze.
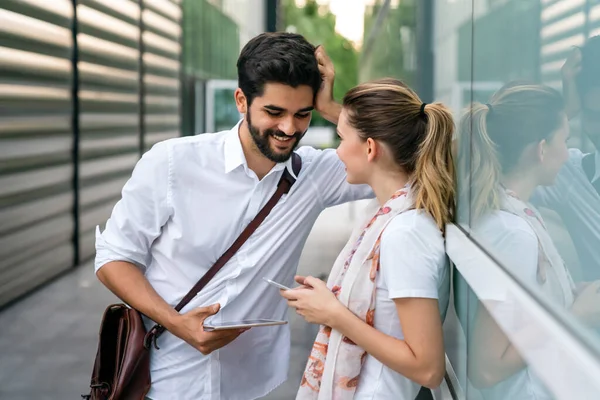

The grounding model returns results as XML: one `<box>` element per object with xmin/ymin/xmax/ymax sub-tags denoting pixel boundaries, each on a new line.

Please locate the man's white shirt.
<box><xmin>533</xmin><ymin>148</ymin><xmax>600</xmax><ymax>281</ymax></box>
<box><xmin>94</xmin><ymin>122</ymin><xmax>372</xmax><ymax>400</ymax></box>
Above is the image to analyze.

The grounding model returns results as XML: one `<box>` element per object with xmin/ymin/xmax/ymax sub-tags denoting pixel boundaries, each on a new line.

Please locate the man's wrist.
<box><xmin>322</xmin><ymin>101</ymin><xmax>342</xmax><ymax>125</ymax></box>
<box><xmin>162</xmin><ymin>311</ymin><xmax>183</xmax><ymax>334</ymax></box>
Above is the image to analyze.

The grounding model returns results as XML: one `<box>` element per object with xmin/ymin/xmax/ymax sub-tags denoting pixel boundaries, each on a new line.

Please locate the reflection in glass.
<box><xmin>533</xmin><ymin>36</ymin><xmax>600</xmax><ymax>283</ymax></box>
<box><xmin>455</xmin><ymin>83</ymin><xmax>584</xmax><ymax>399</ymax></box>
<box><xmin>466</xmin><ymin>287</ymin><xmax>557</xmax><ymax>400</ymax></box>
<box><xmin>443</xmin><ymin>0</ymin><xmax>600</xmax><ymax>397</ymax></box>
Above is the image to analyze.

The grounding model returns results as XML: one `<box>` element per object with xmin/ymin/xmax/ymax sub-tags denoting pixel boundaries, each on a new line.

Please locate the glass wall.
<box><xmin>438</xmin><ymin>0</ymin><xmax>600</xmax><ymax>398</ymax></box>
<box><xmin>355</xmin><ymin>1</ymin><xmax>600</xmax><ymax>397</ymax></box>
<box><xmin>181</xmin><ymin>0</ymin><xmax>241</xmax><ymax>136</ymax></box>
<box><xmin>360</xmin><ymin>0</ymin><xmax>417</xmax><ymax>84</ymax></box>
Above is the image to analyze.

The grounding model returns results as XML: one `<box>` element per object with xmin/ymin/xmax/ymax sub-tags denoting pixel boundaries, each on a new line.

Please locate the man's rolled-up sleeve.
<box><xmin>94</xmin><ymin>141</ymin><xmax>173</xmax><ymax>273</ymax></box>
<box><xmin>309</xmin><ymin>149</ymin><xmax>374</xmax><ymax>208</ymax></box>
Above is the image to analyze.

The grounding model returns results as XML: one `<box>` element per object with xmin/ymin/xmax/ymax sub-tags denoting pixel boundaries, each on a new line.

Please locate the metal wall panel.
<box><xmin>0</xmin><ymin>0</ymin><xmax>183</xmax><ymax>307</ymax></box>
<box><xmin>0</xmin><ymin>0</ymin><xmax>74</xmax><ymax>308</ymax></box>
<box><xmin>590</xmin><ymin>2</ymin><xmax>600</xmax><ymax>38</ymax></box>
<box><xmin>76</xmin><ymin>0</ymin><xmax>142</xmax><ymax>261</ymax></box>
<box><xmin>142</xmin><ymin>0</ymin><xmax>181</xmax><ymax>150</ymax></box>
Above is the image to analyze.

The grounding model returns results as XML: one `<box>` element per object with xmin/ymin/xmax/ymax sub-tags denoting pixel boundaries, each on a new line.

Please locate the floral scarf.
<box><xmin>296</xmin><ymin>187</ymin><xmax>414</xmax><ymax>400</ymax></box>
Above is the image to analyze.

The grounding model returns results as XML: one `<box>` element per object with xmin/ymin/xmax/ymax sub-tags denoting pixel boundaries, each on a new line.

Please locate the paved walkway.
<box><xmin>0</xmin><ymin>202</ymin><xmax>366</xmax><ymax>400</ymax></box>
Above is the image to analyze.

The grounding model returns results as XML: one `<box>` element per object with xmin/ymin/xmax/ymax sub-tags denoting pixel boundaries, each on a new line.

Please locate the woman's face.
<box><xmin>538</xmin><ymin>113</ymin><xmax>570</xmax><ymax>186</ymax></box>
<box><xmin>336</xmin><ymin>109</ymin><xmax>370</xmax><ymax>184</ymax></box>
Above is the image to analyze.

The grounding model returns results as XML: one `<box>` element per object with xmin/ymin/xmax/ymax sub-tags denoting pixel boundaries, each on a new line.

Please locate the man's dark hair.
<box><xmin>237</xmin><ymin>32</ymin><xmax>322</xmax><ymax>106</ymax></box>
<box><xmin>577</xmin><ymin>35</ymin><xmax>600</xmax><ymax>96</ymax></box>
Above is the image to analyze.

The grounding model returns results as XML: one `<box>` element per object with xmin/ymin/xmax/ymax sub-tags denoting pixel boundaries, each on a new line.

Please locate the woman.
<box><xmin>281</xmin><ymin>78</ymin><xmax>455</xmax><ymax>399</ymax></box>
<box><xmin>454</xmin><ymin>83</ymin><xmax>600</xmax><ymax>399</ymax></box>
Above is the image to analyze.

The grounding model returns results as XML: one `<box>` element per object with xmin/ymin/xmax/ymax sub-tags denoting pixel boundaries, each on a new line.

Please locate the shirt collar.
<box><xmin>223</xmin><ymin>120</ymin><xmax>297</xmax><ymax>179</ymax></box>
<box><xmin>281</xmin><ymin>155</ymin><xmax>297</xmax><ymax>179</ymax></box>
<box><xmin>224</xmin><ymin>120</ymin><xmax>246</xmax><ymax>174</ymax></box>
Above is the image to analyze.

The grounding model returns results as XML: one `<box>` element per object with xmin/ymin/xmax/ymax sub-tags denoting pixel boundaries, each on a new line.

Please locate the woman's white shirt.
<box><xmin>471</xmin><ymin>211</ymin><xmax>554</xmax><ymax>400</ymax></box>
<box><xmin>354</xmin><ymin>209</ymin><xmax>450</xmax><ymax>400</ymax></box>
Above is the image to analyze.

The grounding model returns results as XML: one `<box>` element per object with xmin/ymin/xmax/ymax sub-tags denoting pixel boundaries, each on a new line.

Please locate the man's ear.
<box><xmin>235</xmin><ymin>88</ymin><xmax>248</xmax><ymax>114</ymax></box>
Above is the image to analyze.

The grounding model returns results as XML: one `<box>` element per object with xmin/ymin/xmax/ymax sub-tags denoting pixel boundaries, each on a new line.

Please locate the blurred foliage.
<box><xmin>361</xmin><ymin>0</ymin><xmax>417</xmax><ymax>86</ymax></box>
<box><xmin>280</xmin><ymin>0</ymin><xmax>358</xmax><ymax>126</ymax></box>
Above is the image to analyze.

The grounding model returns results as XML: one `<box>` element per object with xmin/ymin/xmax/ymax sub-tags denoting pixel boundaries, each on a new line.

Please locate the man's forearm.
<box><xmin>96</xmin><ymin>261</ymin><xmax>180</xmax><ymax>331</ymax></box>
<box><xmin>562</xmin><ymin>76</ymin><xmax>581</xmax><ymax>120</ymax></box>
<box><xmin>321</xmin><ymin>102</ymin><xmax>342</xmax><ymax>125</ymax></box>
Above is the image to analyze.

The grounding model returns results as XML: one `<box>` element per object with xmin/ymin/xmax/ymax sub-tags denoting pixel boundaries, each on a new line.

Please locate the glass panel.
<box><xmin>432</xmin><ymin>0</ymin><xmax>476</xmax><ymax>396</ymax></box>
<box><xmin>433</xmin><ymin>0</ymin><xmax>476</xmax><ymax>229</ymax></box>
<box><xmin>449</xmin><ymin>0</ymin><xmax>600</xmax><ymax>396</ymax></box>
<box><xmin>359</xmin><ymin>0</ymin><xmax>417</xmax><ymax>84</ymax></box>
<box><xmin>441</xmin><ymin>0</ymin><xmax>600</xmax><ymax>397</ymax></box>
<box><xmin>204</xmin><ymin>80</ymin><xmax>242</xmax><ymax>133</ymax></box>
<box><xmin>453</xmin><ymin>268</ymin><xmax>558</xmax><ymax>399</ymax></box>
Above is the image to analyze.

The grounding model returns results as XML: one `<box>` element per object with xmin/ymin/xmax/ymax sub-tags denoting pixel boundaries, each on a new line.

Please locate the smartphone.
<box><xmin>263</xmin><ymin>277</ymin><xmax>292</xmax><ymax>291</ymax></box>
<box><xmin>203</xmin><ymin>319</ymin><xmax>287</xmax><ymax>332</ymax></box>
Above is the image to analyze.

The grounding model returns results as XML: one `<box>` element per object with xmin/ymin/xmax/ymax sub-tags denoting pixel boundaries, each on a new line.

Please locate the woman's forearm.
<box><xmin>470</xmin><ymin>302</ymin><xmax>542</xmax><ymax>388</ymax></box>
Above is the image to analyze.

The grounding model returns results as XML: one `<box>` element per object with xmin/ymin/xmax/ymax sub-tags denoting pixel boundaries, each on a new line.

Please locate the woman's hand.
<box><xmin>280</xmin><ymin>275</ymin><xmax>346</xmax><ymax>327</ymax></box>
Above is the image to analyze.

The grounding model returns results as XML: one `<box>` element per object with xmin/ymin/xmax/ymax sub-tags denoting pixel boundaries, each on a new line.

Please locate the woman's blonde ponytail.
<box><xmin>343</xmin><ymin>79</ymin><xmax>456</xmax><ymax>230</ymax></box>
<box><xmin>414</xmin><ymin>103</ymin><xmax>456</xmax><ymax>230</ymax></box>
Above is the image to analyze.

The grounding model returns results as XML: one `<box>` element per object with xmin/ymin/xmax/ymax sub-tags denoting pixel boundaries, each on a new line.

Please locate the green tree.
<box><xmin>280</xmin><ymin>0</ymin><xmax>358</xmax><ymax>126</ymax></box>
<box><xmin>361</xmin><ymin>0</ymin><xmax>416</xmax><ymax>85</ymax></box>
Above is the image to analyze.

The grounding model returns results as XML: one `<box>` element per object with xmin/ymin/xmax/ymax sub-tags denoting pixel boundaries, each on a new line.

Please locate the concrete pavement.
<box><xmin>0</xmin><ymin>202</ymin><xmax>364</xmax><ymax>400</ymax></box>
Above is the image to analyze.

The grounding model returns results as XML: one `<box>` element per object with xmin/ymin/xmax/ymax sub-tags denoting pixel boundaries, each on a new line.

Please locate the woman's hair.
<box><xmin>456</xmin><ymin>83</ymin><xmax>564</xmax><ymax>220</ymax></box>
<box><xmin>342</xmin><ymin>78</ymin><xmax>455</xmax><ymax>230</ymax></box>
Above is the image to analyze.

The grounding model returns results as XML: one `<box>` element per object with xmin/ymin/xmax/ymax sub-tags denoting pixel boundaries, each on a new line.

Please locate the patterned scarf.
<box><xmin>501</xmin><ymin>188</ymin><xmax>575</xmax><ymax>307</ymax></box>
<box><xmin>296</xmin><ymin>187</ymin><xmax>414</xmax><ymax>400</ymax></box>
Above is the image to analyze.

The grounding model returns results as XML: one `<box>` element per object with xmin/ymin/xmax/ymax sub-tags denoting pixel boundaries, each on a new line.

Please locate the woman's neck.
<box><xmin>368</xmin><ymin>171</ymin><xmax>410</xmax><ymax>206</ymax></box>
<box><xmin>501</xmin><ymin>173</ymin><xmax>538</xmax><ymax>202</ymax></box>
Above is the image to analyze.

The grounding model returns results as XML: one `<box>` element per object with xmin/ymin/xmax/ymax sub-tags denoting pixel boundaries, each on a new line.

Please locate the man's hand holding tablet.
<box><xmin>203</xmin><ymin>319</ymin><xmax>288</xmax><ymax>331</ymax></box>
<box><xmin>201</xmin><ymin>277</ymin><xmax>296</xmax><ymax>333</ymax></box>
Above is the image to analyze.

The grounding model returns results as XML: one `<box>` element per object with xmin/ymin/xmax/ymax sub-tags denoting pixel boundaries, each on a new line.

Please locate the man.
<box><xmin>533</xmin><ymin>36</ymin><xmax>600</xmax><ymax>281</ymax></box>
<box><xmin>94</xmin><ymin>32</ymin><xmax>371</xmax><ymax>400</ymax></box>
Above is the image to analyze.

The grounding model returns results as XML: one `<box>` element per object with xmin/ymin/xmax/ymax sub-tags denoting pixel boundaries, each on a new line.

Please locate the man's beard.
<box><xmin>247</xmin><ymin>110</ymin><xmax>304</xmax><ymax>163</ymax></box>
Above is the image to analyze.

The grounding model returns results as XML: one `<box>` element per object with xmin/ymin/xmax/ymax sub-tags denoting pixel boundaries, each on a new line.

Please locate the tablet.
<box><xmin>263</xmin><ymin>277</ymin><xmax>292</xmax><ymax>291</ymax></box>
<box><xmin>203</xmin><ymin>319</ymin><xmax>288</xmax><ymax>332</ymax></box>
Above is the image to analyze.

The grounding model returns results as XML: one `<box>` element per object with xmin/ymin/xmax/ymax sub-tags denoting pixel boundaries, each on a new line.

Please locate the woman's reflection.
<box><xmin>455</xmin><ymin>83</ymin><xmax>600</xmax><ymax>399</ymax></box>
<box><xmin>533</xmin><ymin>36</ymin><xmax>600</xmax><ymax>282</ymax></box>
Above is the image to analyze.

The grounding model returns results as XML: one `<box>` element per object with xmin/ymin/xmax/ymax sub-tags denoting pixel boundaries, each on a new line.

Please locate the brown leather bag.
<box><xmin>83</xmin><ymin>154</ymin><xmax>301</xmax><ymax>400</ymax></box>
